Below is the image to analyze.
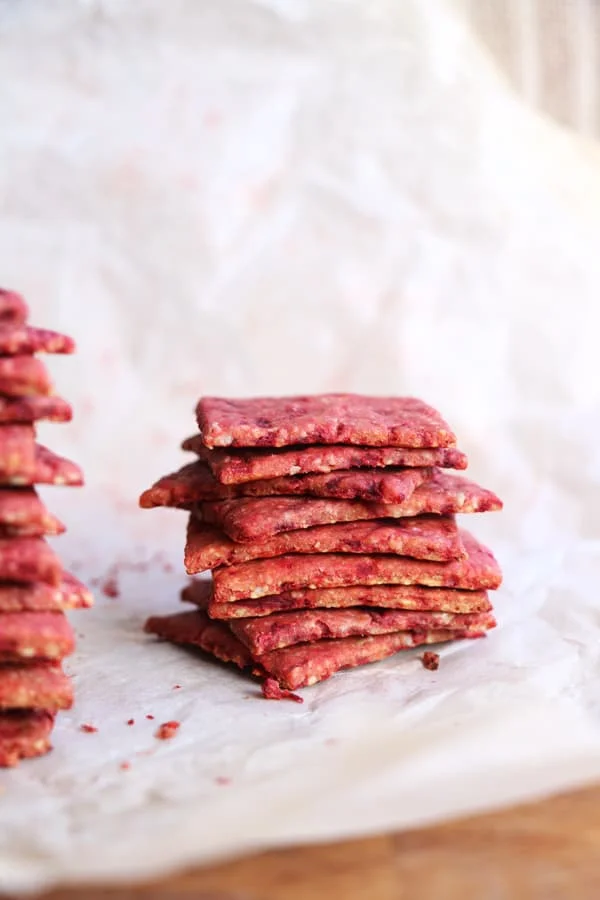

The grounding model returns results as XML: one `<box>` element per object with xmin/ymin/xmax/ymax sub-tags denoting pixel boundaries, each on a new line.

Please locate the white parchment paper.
<box><xmin>2</xmin><ymin>0</ymin><xmax>600</xmax><ymax>892</ymax></box>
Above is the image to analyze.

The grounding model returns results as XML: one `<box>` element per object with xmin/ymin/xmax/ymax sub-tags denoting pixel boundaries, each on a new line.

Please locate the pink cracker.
<box><xmin>0</xmin><ymin>662</ymin><xmax>73</xmax><ymax>710</ymax></box>
<box><xmin>0</xmin><ymin>709</ymin><xmax>54</xmax><ymax>767</ymax></box>
<box><xmin>0</xmin><ymin>356</ymin><xmax>53</xmax><ymax>397</ymax></box>
<box><xmin>0</xmin><ymin>573</ymin><xmax>93</xmax><ymax>613</ymax></box>
<box><xmin>0</xmin><ymin>325</ymin><xmax>75</xmax><ymax>356</ymax></box>
<box><xmin>197</xmin><ymin>394</ymin><xmax>456</xmax><ymax>449</ymax></box>
<box><xmin>0</xmin><ymin>611</ymin><xmax>75</xmax><ymax>662</ymax></box>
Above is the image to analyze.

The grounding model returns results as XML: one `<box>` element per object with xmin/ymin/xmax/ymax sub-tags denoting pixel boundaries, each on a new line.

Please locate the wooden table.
<box><xmin>34</xmin><ymin>783</ymin><xmax>600</xmax><ymax>900</ymax></box>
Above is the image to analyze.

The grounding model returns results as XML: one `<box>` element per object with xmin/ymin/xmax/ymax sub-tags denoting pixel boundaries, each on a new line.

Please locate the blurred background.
<box><xmin>1</xmin><ymin>0</ymin><xmax>599</xmax><ymax>569</ymax></box>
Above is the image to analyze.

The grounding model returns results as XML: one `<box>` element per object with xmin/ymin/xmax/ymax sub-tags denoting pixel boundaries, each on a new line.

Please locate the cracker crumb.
<box><xmin>120</xmin><ymin>761</ymin><xmax>131</xmax><ymax>771</ymax></box>
<box><xmin>215</xmin><ymin>776</ymin><xmax>231</xmax><ymax>786</ymax></box>
<box><xmin>80</xmin><ymin>723</ymin><xmax>98</xmax><ymax>733</ymax></box>
<box><xmin>261</xmin><ymin>678</ymin><xmax>303</xmax><ymax>704</ymax></box>
<box><xmin>101</xmin><ymin>576</ymin><xmax>119</xmax><ymax>599</ymax></box>
<box><xmin>155</xmin><ymin>720</ymin><xmax>180</xmax><ymax>740</ymax></box>
<box><xmin>146</xmin><ymin>714</ymin><xmax>154</xmax><ymax>720</ymax></box>
<box><xmin>127</xmin><ymin>718</ymin><xmax>135</xmax><ymax>726</ymax></box>
<box><xmin>422</xmin><ymin>651</ymin><xmax>440</xmax><ymax>671</ymax></box>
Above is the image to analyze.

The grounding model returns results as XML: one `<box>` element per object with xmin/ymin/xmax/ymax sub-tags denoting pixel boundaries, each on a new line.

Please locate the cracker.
<box><xmin>140</xmin><ymin>461</ymin><xmax>430</xmax><ymax>507</ymax></box>
<box><xmin>0</xmin><ymin>395</ymin><xmax>72</xmax><ymax>424</ymax></box>
<box><xmin>0</xmin><ymin>662</ymin><xmax>73</xmax><ymax>710</ymax></box>
<box><xmin>200</xmin><ymin>471</ymin><xmax>503</xmax><ymax>542</ymax></box>
<box><xmin>212</xmin><ymin>531</ymin><xmax>502</xmax><ymax>602</ymax></box>
<box><xmin>4</xmin><ymin>445</ymin><xmax>84</xmax><ymax>487</ymax></box>
<box><xmin>0</xmin><ymin>325</ymin><xmax>75</xmax><ymax>356</ymax></box>
<box><xmin>0</xmin><ymin>709</ymin><xmax>54</xmax><ymax>767</ymax></box>
<box><xmin>0</xmin><ymin>537</ymin><xmax>63</xmax><ymax>586</ymax></box>
<box><xmin>0</xmin><ymin>425</ymin><xmax>36</xmax><ymax>480</ymax></box>
<box><xmin>0</xmin><ymin>573</ymin><xmax>93</xmax><ymax>613</ymax></box>
<box><xmin>0</xmin><ymin>488</ymin><xmax>65</xmax><ymax>533</ymax></box>
<box><xmin>182</xmin><ymin>578</ymin><xmax>492</xmax><ymax>618</ymax></box>
<box><xmin>183</xmin><ymin>435</ymin><xmax>468</xmax><ymax>484</ymax></box>
<box><xmin>0</xmin><ymin>289</ymin><xmax>28</xmax><ymax>327</ymax></box>
<box><xmin>0</xmin><ymin>611</ymin><xmax>75</xmax><ymax>661</ymax></box>
<box><xmin>196</xmin><ymin>394</ymin><xmax>456</xmax><ymax>449</ymax></box>
<box><xmin>230</xmin><ymin>607</ymin><xmax>496</xmax><ymax>654</ymax></box>
<box><xmin>145</xmin><ymin>608</ymin><xmax>480</xmax><ymax>692</ymax></box>
<box><xmin>0</xmin><ymin>356</ymin><xmax>53</xmax><ymax>397</ymax></box>
<box><xmin>184</xmin><ymin>514</ymin><xmax>465</xmax><ymax>573</ymax></box>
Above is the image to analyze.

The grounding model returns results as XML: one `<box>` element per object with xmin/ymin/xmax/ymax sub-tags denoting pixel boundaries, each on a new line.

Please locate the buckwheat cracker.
<box><xmin>0</xmin><ymin>425</ymin><xmax>35</xmax><ymax>480</ymax></box>
<box><xmin>0</xmin><ymin>573</ymin><xmax>93</xmax><ymax>613</ymax></box>
<box><xmin>184</xmin><ymin>514</ymin><xmax>465</xmax><ymax>573</ymax></box>
<box><xmin>197</xmin><ymin>394</ymin><xmax>456</xmax><ymax>449</ymax></box>
<box><xmin>0</xmin><ymin>289</ymin><xmax>28</xmax><ymax>327</ymax></box>
<box><xmin>0</xmin><ymin>709</ymin><xmax>54</xmax><ymax>767</ymax></box>
<box><xmin>0</xmin><ymin>395</ymin><xmax>72</xmax><ymax>424</ymax></box>
<box><xmin>0</xmin><ymin>611</ymin><xmax>75</xmax><ymax>662</ymax></box>
<box><xmin>0</xmin><ymin>355</ymin><xmax>53</xmax><ymax>397</ymax></box>
<box><xmin>212</xmin><ymin>531</ymin><xmax>501</xmax><ymax>602</ymax></box>
<box><xmin>0</xmin><ymin>488</ymin><xmax>65</xmax><ymax>533</ymax></box>
<box><xmin>140</xmin><ymin>461</ymin><xmax>430</xmax><ymax>507</ymax></box>
<box><xmin>229</xmin><ymin>607</ymin><xmax>496</xmax><ymax>654</ymax></box>
<box><xmin>182</xmin><ymin>579</ymin><xmax>492</xmax><ymax>619</ymax></box>
<box><xmin>200</xmin><ymin>471</ymin><xmax>503</xmax><ymax>542</ymax></box>
<box><xmin>0</xmin><ymin>662</ymin><xmax>73</xmax><ymax>710</ymax></box>
<box><xmin>4</xmin><ymin>444</ymin><xmax>84</xmax><ymax>487</ymax></box>
<box><xmin>0</xmin><ymin>325</ymin><xmax>75</xmax><ymax>356</ymax></box>
<box><xmin>183</xmin><ymin>435</ymin><xmax>468</xmax><ymax>484</ymax></box>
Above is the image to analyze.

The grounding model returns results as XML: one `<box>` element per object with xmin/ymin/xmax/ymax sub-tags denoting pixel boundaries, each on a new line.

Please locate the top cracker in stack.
<box><xmin>0</xmin><ymin>289</ymin><xmax>91</xmax><ymax>766</ymax></box>
<box><xmin>142</xmin><ymin>394</ymin><xmax>502</xmax><ymax>700</ymax></box>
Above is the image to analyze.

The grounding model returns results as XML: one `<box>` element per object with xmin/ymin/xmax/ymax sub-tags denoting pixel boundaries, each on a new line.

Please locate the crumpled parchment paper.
<box><xmin>2</xmin><ymin>0</ymin><xmax>600</xmax><ymax>893</ymax></box>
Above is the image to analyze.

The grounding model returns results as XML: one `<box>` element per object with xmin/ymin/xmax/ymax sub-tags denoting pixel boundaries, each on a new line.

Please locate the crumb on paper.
<box><xmin>120</xmin><ymin>761</ymin><xmax>131</xmax><ymax>771</ymax></box>
<box><xmin>155</xmin><ymin>721</ymin><xmax>180</xmax><ymax>740</ymax></box>
<box><xmin>127</xmin><ymin>718</ymin><xmax>135</xmax><ymax>726</ymax></box>
<box><xmin>422</xmin><ymin>651</ymin><xmax>440</xmax><ymax>671</ymax></box>
<box><xmin>261</xmin><ymin>678</ymin><xmax>303</xmax><ymax>704</ymax></box>
<box><xmin>146</xmin><ymin>714</ymin><xmax>154</xmax><ymax>720</ymax></box>
<box><xmin>173</xmin><ymin>684</ymin><xmax>181</xmax><ymax>690</ymax></box>
<box><xmin>80</xmin><ymin>724</ymin><xmax>98</xmax><ymax>733</ymax></box>
<box><xmin>101</xmin><ymin>576</ymin><xmax>119</xmax><ymax>599</ymax></box>
<box><xmin>215</xmin><ymin>776</ymin><xmax>231</xmax><ymax>786</ymax></box>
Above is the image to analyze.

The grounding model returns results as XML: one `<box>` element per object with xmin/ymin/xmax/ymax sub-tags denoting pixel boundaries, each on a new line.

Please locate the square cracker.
<box><xmin>140</xmin><ymin>461</ymin><xmax>430</xmax><ymax>507</ymax></box>
<box><xmin>200</xmin><ymin>471</ymin><xmax>503</xmax><ymax>542</ymax></box>
<box><xmin>182</xmin><ymin>578</ymin><xmax>493</xmax><ymax>618</ymax></box>
<box><xmin>0</xmin><ymin>289</ymin><xmax>28</xmax><ymax>327</ymax></box>
<box><xmin>212</xmin><ymin>531</ymin><xmax>502</xmax><ymax>602</ymax></box>
<box><xmin>184</xmin><ymin>514</ymin><xmax>465</xmax><ymax>573</ymax></box>
<box><xmin>196</xmin><ymin>394</ymin><xmax>456</xmax><ymax>449</ymax></box>
<box><xmin>0</xmin><ymin>425</ymin><xmax>36</xmax><ymax>480</ymax></box>
<box><xmin>0</xmin><ymin>325</ymin><xmax>75</xmax><ymax>356</ymax></box>
<box><xmin>0</xmin><ymin>573</ymin><xmax>93</xmax><ymax>612</ymax></box>
<box><xmin>0</xmin><ymin>611</ymin><xmax>75</xmax><ymax>662</ymax></box>
<box><xmin>0</xmin><ymin>395</ymin><xmax>72</xmax><ymax>424</ymax></box>
<box><xmin>0</xmin><ymin>709</ymin><xmax>54</xmax><ymax>767</ymax></box>
<box><xmin>145</xmin><ymin>609</ymin><xmax>483</xmax><ymax>692</ymax></box>
<box><xmin>4</xmin><ymin>444</ymin><xmax>84</xmax><ymax>487</ymax></box>
<box><xmin>0</xmin><ymin>356</ymin><xmax>53</xmax><ymax>397</ymax></box>
<box><xmin>0</xmin><ymin>488</ymin><xmax>65</xmax><ymax>534</ymax></box>
<box><xmin>0</xmin><ymin>662</ymin><xmax>73</xmax><ymax>710</ymax></box>
<box><xmin>229</xmin><ymin>607</ymin><xmax>496</xmax><ymax>654</ymax></box>
<box><xmin>183</xmin><ymin>435</ymin><xmax>468</xmax><ymax>484</ymax></box>
<box><xmin>0</xmin><ymin>537</ymin><xmax>63</xmax><ymax>586</ymax></box>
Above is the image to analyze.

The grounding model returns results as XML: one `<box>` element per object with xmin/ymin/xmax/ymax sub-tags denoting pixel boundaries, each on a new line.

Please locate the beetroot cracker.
<box><xmin>185</xmin><ymin>514</ymin><xmax>465</xmax><ymax>573</ymax></box>
<box><xmin>0</xmin><ymin>325</ymin><xmax>75</xmax><ymax>356</ymax></box>
<box><xmin>0</xmin><ymin>662</ymin><xmax>73</xmax><ymax>710</ymax></box>
<box><xmin>2</xmin><ymin>444</ymin><xmax>85</xmax><ymax>488</ymax></box>
<box><xmin>182</xmin><ymin>578</ymin><xmax>493</xmax><ymax>619</ymax></box>
<box><xmin>145</xmin><ymin>608</ymin><xmax>479</xmax><ymax>692</ymax></box>
<box><xmin>183</xmin><ymin>435</ymin><xmax>468</xmax><ymax>484</ymax></box>
<box><xmin>0</xmin><ymin>425</ymin><xmax>35</xmax><ymax>480</ymax></box>
<box><xmin>0</xmin><ymin>612</ymin><xmax>75</xmax><ymax>662</ymax></box>
<box><xmin>140</xmin><ymin>461</ymin><xmax>430</xmax><ymax>507</ymax></box>
<box><xmin>197</xmin><ymin>394</ymin><xmax>456</xmax><ymax>449</ymax></box>
<box><xmin>0</xmin><ymin>395</ymin><xmax>72</xmax><ymax>424</ymax></box>
<box><xmin>0</xmin><ymin>488</ymin><xmax>65</xmax><ymax>533</ymax></box>
<box><xmin>145</xmin><ymin>610</ymin><xmax>253</xmax><ymax>670</ymax></box>
<box><xmin>200</xmin><ymin>471</ymin><xmax>503</xmax><ymax>542</ymax></box>
<box><xmin>0</xmin><ymin>709</ymin><xmax>54</xmax><ymax>767</ymax></box>
<box><xmin>0</xmin><ymin>537</ymin><xmax>63</xmax><ymax>586</ymax></box>
<box><xmin>0</xmin><ymin>289</ymin><xmax>28</xmax><ymax>327</ymax></box>
<box><xmin>230</xmin><ymin>607</ymin><xmax>496</xmax><ymax>654</ymax></box>
<box><xmin>212</xmin><ymin>531</ymin><xmax>501</xmax><ymax>602</ymax></box>
<box><xmin>0</xmin><ymin>573</ymin><xmax>93</xmax><ymax>612</ymax></box>
<box><xmin>0</xmin><ymin>355</ymin><xmax>53</xmax><ymax>397</ymax></box>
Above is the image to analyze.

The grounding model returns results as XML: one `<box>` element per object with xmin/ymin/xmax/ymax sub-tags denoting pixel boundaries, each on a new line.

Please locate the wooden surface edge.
<box><xmin>28</xmin><ymin>781</ymin><xmax>600</xmax><ymax>900</ymax></box>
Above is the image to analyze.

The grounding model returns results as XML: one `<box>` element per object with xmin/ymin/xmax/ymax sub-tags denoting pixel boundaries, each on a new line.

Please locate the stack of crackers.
<box><xmin>0</xmin><ymin>289</ymin><xmax>91</xmax><ymax>766</ymax></box>
<box><xmin>142</xmin><ymin>394</ymin><xmax>502</xmax><ymax>701</ymax></box>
